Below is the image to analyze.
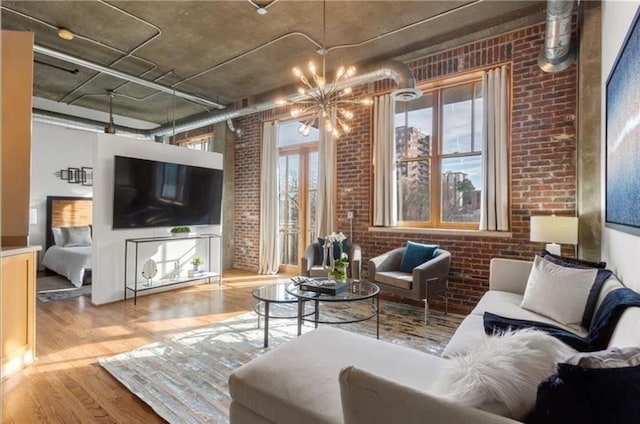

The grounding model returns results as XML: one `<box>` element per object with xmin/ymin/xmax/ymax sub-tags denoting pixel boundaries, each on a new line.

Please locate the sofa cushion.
<box><xmin>435</xmin><ymin>329</ymin><xmax>575</xmax><ymax>420</ymax></box>
<box><xmin>470</xmin><ymin>291</ymin><xmax>588</xmax><ymax>336</ymax></box>
<box><xmin>400</xmin><ymin>242</ymin><xmax>438</xmax><ymax>273</ymax></box>
<box><xmin>376</xmin><ymin>271</ymin><xmax>412</xmax><ymax>290</ymax></box>
<box><xmin>532</xmin><ymin>347</ymin><xmax>640</xmax><ymax>424</ymax></box>
<box><xmin>228</xmin><ymin>327</ymin><xmax>446</xmax><ymax>424</ymax></box>
<box><xmin>521</xmin><ymin>256</ymin><xmax>597</xmax><ymax>326</ymax></box>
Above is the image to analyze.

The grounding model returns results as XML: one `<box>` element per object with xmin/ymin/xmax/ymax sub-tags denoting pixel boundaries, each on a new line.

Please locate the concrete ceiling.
<box><xmin>1</xmin><ymin>0</ymin><xmax>546</xmax><ymax>129</ymax></box>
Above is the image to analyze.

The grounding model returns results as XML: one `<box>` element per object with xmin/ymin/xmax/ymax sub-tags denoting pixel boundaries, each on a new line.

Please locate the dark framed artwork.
<box><xmin>68</xmin><ymin>167</ymin><xmax>81</xmax><ymax>184</ymax></box>
<box><xmin>606</xmin><ymin>6</ymin><xmax>640</xmax><ymax>236</ymax></box>
<box><xmin>81</xmin><ymin>167</ymin><xmax>93</xmax><ymax>186</ymax></box>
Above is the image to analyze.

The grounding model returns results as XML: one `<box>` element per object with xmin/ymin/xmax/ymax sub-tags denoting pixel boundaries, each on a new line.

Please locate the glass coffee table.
<box><xmin>286</xmin><ymin>279</ymin><xmax>380</xmax><ymax>338</ymax></box>
<box><xmin>252</xmin><ymin>283</ymin><xmax>313</xmax><ymax>348</ymax></box>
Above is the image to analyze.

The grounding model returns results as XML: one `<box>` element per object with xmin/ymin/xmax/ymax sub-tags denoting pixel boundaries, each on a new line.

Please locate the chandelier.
<box><xmin>276</xmin><ymin>1</ymin><xmax>372</xmax><ymax>139</ymax></box>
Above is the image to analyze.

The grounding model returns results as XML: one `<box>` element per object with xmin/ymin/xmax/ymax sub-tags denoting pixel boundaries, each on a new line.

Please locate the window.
<box><xmin>177</xmin><ymin>133</ymin><xmax>212</xmax><ymax>151</ymax></box>
<box><xmin>394</xmin><ymin>77</ymin><xmax>484</xmax><ymax>228</ymax></box>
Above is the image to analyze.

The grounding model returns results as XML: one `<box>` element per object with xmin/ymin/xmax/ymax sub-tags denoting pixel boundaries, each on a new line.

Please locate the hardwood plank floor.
<box><xmin>2</xmin><ymin>270</ymin><xmax>288</xmax><ymax>423</ymax></box>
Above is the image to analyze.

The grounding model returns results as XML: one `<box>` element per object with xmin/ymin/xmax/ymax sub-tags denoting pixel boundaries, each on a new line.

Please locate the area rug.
<box><xmin>100</xmin><ymin>300</ymin><xmax>462</xmax><ymax>424</ymax></box>
<box><xmin>36</xmin><ymin>275</ymin><xmax>91</xmax><ymax>302</ymax></box>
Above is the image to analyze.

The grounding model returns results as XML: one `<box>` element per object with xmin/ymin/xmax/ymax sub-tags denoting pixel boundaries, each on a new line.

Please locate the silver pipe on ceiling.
<box><xmin>33</xmin><ymin>45</ymin><xmax>227</xmax><ymax>110</ymax></box>
<box><xmin>538</xmin><ymin>0</ymin><xmax>576</xmax><ymax>73</ymax></box>
<box><xmin>149</xmin><ymin>60</ymin><xmax>419</xmax><ymax>138</ymax></box>
<box><xmin>32</xmin><ymin>109</ymin><xmax>152</xmax><ymax>139</ymax></box>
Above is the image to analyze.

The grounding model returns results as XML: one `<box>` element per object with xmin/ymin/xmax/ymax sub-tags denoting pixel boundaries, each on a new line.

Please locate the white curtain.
<box><xmin>316</xmin><ymin>115</ymin><xmax>336</xmax><ymax>238</ymax></box>
<box><xmin>258</xmin><ymin>121</ymin><xmax>280</xmax><ymax>274</ymax></box>
<box><xmin>479</xmin><ymin>65</ymin><xmax>509</xmax><ymax>231</ymax></box>
<box><xmin>372</xmin><ymin>94</ymin><xmax>397</xmax><ymax>226</ymax></box>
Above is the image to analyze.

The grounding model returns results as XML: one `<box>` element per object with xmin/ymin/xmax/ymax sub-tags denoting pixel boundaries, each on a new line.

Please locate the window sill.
<box><xmin>367</xmin><ymin>226</ymin><xmax>512</xmax><ymax>238</ymax></box>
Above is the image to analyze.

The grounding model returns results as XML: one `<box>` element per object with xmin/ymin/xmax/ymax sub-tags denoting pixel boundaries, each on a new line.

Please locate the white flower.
<box><xmin>327</xmin><ymin>231</ymin><xmax>347</xmax><ymax>243</ymax></box>
<box><xmin>341</xmin><ymin>252</ymin><xmax>348</xmax><ymax>260</ymax></box>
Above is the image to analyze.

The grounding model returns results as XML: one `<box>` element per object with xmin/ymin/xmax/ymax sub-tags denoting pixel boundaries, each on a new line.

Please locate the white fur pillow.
<box><xmin>433</xmin><ymin>329</ymin><xmax>575</xmax><ymax>420</ymax></box>
<box><xmin>520</xmin><ymin>255</ymin><xmax>597</xmax><ymax>325</ymax></box>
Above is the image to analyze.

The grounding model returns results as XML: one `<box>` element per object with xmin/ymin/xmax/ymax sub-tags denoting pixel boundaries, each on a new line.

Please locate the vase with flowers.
<box><xmin>322</xmin><ymin>231</ymin><xmax>349</xmax><ymax>283</ymax></box>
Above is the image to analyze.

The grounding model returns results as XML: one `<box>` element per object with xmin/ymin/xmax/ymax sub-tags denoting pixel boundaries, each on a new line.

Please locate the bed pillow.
<box><xmin>61</xmin><ymin>225</ymin><xmax>92</xmax><ymax>247</ymax></box>
<box><xmin>520</xmin><ymin>255</ymin><xmax>597</xmax><ymax>326</ymax></box>
<box><xmin>399</xmin><ymin>241</ymin><xmax>439</xmax><ymax>272</ymax></box>
<box><xmin>51</xmin><ymin>227</ymin><xmax>64</xmax><ymax>246</ymax></box>
<box><xmin>433</xmin><ymin>329</ymin><xmax>575</xmax><ymax>420</ymax></box>
<box><xmin>533</xmin><ymin>348</ymin><xmax>640</xmax><ymax>424</ymax></box>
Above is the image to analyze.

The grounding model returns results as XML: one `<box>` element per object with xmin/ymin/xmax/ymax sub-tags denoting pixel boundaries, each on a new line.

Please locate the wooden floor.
<box><xmin>1</xmin><ymin>270</ymin><xmax>289</xmax><ymax>424</ymax></box>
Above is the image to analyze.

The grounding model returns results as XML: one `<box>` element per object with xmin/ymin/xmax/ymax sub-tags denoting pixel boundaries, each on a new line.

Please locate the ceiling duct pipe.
<box><xmin>33</xmin><ymin>44</ymin><xmax>227</xmax><ymax>109</ymax></box>
<box><xmin>149</xmin><ymin>60</ymin><xmax>420</xmax><ymax>138</ymax></box>
<box><xmin>32</xmin><ymin>109</ymin><xmax>152</xmax><ymax>139</ymax></box>
<box><xmin>538</xmin><ymin>0</ymin><xmax>576</xmax><ymax>73</ymax></box>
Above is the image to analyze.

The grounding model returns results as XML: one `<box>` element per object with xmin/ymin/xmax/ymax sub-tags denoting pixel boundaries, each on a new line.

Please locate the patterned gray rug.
<box><xmin>36</xmin><ymin>275</ymin><xmax>92</xmax><ymax>302</ymax></box>
<box><xmin>100</xmin><ymin>300</ymin><xmax>462</xmax><ymax>424</ymax></box>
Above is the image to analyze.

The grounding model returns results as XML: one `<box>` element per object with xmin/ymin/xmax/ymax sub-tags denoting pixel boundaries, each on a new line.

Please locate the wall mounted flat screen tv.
<box><xmin>113</xmin><ymin>156</ymin><xmax>223</xmax><ymax>229</ymax></box>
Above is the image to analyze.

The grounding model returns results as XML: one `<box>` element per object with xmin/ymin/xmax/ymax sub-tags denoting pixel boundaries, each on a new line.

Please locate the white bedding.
<box><xmin>41</xmin><ymin>245</ymin><xmax>92</xmax><ymax>288</ymax></box>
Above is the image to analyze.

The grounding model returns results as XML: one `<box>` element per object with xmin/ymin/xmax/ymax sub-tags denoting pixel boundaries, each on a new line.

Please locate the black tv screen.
<box><xmin>113</xmin><ymin>156</ymin><xmax>223</xmax><ymax>229</ymax></box>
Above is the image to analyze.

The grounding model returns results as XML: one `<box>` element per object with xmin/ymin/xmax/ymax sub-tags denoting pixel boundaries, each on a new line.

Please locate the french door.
<box><xmin>277</xmin><ymin>120</ymin><xmax>318</xmax><ymax>273</ymax></box>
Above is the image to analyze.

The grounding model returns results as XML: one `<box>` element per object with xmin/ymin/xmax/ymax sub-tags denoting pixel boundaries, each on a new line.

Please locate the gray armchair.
<box><xmin>368</xmin><ymin>247</ymin><xmax>450</xmax><ymax>323</ymax></box>
<box><xmin>301</xmin><ymin>242</ymin><xmax>362</xmax><ymax>280</ymax></box>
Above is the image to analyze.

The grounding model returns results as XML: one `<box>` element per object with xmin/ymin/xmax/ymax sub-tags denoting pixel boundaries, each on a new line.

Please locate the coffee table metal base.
<box><xmin>295</xmin><ymin>294</ymin><xmax>380</xmax><ymax>338</ymax></box>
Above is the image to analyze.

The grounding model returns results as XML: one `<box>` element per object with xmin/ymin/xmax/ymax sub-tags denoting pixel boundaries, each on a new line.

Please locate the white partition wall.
<box><xmin>92</xmin><ymin>134</ymin><xmax>223</xmax><ymax>305</ymax></box>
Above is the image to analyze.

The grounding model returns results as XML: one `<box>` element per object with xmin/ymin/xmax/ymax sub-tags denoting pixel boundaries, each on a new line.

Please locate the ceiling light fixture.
<box><xmin>57</xmin><ymin>28</ymin><xmax>75</xmax><ymax>41</ymax></box>
<box><xmin>256</xmin><ymin>6</ymin><xmax>267</xmax><ymax>15</ymax></box>
<box><xmin>276</xmin><ymin>0</ymin><xmax>372</xmax><ymax>139</ymax></box>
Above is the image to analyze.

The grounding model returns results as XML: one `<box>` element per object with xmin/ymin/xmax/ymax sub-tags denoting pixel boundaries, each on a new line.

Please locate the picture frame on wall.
<box><xmin>81</xmin><ymin>167</ymin><xmax>93</xmax><ymax>186</ymax></box>
<box><xmin>68</xmin><ymin>167</ymin><xmax>81</xmax><ymax>184</ymax></box>
<box><xmin>605</xmin><ymin>5</ymin><xmax>640</xmax><ymax>236</ymax></box>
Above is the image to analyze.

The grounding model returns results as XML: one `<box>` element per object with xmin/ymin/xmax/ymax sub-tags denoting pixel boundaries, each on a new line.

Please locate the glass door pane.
<box><xmin>278</xmin><ymin>154</ymin><xmax>300</xmax><ymax>267</ymax></box>
<box><xmin>308</xmin><ymin>151</ymin><xmax>318</xmax><ymax>244</ymax></box>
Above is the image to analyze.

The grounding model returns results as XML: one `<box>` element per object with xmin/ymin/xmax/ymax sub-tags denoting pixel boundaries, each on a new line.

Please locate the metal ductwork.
<box><xmin>149</xmin><ymin>60</ymin><xmax>420</xmax><ymax>138</ymax></box>
<box><xmin>33</xmin><ymin>109</ymin><xmax>151</xmax><ymax>139</ymax></box>
<box><xmin>34</xmin><ymin>44</ymin><xmax>227</xmax><ymax>109</ymax></box>
<box><xmin>538</xmin><ymin>0</ymin><xmax>576</xmax><ymax>73</ymax></box>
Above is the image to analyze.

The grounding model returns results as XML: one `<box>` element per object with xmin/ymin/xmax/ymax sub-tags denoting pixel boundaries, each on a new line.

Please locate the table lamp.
<box><xmin>530</xmin><ymin>215</ymin><xmax>578</xmax><ymax>255</ymax></box>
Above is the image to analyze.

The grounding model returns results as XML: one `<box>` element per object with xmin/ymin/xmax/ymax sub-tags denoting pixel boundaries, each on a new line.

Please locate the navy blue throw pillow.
<box><xmin>533</xmin><ymin>362</ymin><xmax>640</xmax><ymax>424</ymax></box>
<box><xmin>540</xmin><ymin>250</ymin><xmax>606</xmax><ymax>269</ymax></box>
<box><xmin>399</xmin><ymin>241</ymin><xmax>438</xmax><ymax>273</ymax></box>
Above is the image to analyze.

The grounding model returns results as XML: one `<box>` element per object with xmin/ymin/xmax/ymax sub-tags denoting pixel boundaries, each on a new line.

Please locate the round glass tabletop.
<box><xmin>252</xmin><ymin>283</ymin><xmax>300</xmax><ymax>303</ymax></box>
<box><xmin>286</xmin><ymin>279</ymin><xmax>379</xmax><ymax>302</ymax></box>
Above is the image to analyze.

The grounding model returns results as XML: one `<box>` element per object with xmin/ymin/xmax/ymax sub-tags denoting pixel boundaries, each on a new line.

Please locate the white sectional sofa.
<box><xmin>228</xmin><ymin>258</ymin><xmax>640</xmax><ymax>424</ymax></box>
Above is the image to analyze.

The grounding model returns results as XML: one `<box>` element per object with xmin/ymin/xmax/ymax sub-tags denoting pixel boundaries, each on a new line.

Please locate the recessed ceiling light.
<box><xmin>256</xmin><ymin>7</ymin><xmax>267</xmax><ymax>15</ymax></box>
<box><xmin>57</xmin><ymin>28</ymin><xmax>74</xmax><ymax>41</ymax></box>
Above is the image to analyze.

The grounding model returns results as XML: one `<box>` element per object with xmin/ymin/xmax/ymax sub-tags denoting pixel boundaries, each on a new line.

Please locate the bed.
<box><xmin>40</xmin><ymin>196</ymin><xmax>93</xmax><ymax>288</ymax></box>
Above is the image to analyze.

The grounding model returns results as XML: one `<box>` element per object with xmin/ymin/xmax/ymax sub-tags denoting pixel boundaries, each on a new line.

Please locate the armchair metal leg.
<box><xmin>424</xmin><ymin>299</ymin><xmax>429</xmax><ymax>325</ymax></box>
<box><xmin>445</xmin><ymin>280</ymin><xmax>449</xmax><ymax>316</ymax></box>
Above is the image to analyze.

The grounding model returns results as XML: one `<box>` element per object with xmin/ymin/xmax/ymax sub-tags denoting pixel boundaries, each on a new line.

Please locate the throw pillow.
<box><xmin>51</xmin><ymin>227</ymin><xmax>64</xmax><ymax>246</ymax></box>
<box><xmin>521</xmin><ymin>255</ymin><xmax>597</xmax><ymax>326</ymax></box>
<box><xmin>317</xmin><ymin>238</ymin><xmax>347</xmax><ymax>261</ymax></box>
<box><xmin>433</xmin><ymin>329</ymin><xmax>575</xmax><ymax>420</ymax></box>
<box><xmin>62</xmin><ymin>225</ymin><xmax>92</xmax><ymax>247</ymax></box>
<box><xmin>540</xmin><ymin>250</ymin><xmax>607</xmax><ymax>269</ymax></box>
<box><xmin>532</xmin><ymin>347</ymin><xmax>640</xmax><ymax>424</ymax></box>
<box><xmin>399</xmin><ymin>241</ymin><xmax>438</xmax><ymax>273</ymax></box>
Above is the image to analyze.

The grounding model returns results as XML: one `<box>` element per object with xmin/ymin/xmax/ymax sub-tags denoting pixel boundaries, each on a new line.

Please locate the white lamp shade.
<box><xmin>29</xmin><ymin>208</ymin><xmax>38</xmax><ymax>225</ymax></box>
<box><xmin>530</xmin><ymin>216</ymin><xmax>578</xmax><ymax>245</ymax></box>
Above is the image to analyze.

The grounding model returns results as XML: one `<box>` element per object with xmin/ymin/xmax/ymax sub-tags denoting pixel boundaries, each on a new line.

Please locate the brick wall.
<box><xmin>233</xmin><ymin>21</ymin><xmax>577</xmax><ymax>312</ymax></box>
